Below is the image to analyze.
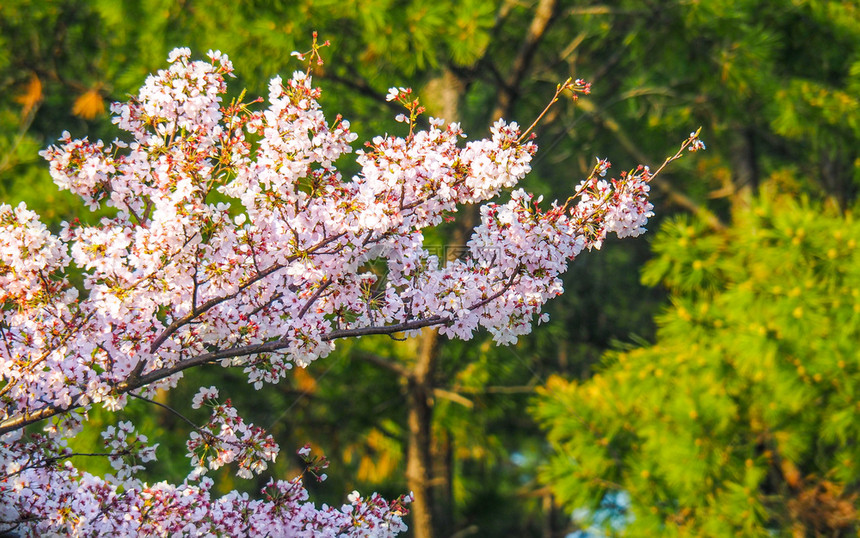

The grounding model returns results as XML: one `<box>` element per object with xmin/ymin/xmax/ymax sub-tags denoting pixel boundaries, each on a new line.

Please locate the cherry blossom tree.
<box><xmin>0</xmin><ymin>42</ymin><xmax>703</xmax><ymax>536</ymax></box>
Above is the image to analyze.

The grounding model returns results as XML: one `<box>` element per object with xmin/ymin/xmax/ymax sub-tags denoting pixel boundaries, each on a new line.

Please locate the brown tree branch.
<box><xmin>492</xmin><ymin>0</ymin><xmax>561</xmax><ymax>120</ymax></box>
<box><xmin>354</xmin><ymin>351</ymin><xmax>412</xmax><ymax>379</ymax></box>
<box><xmin>432</xmin><ymin>388</ymin><xmax>474</xmax><ymax>409</ymax></box>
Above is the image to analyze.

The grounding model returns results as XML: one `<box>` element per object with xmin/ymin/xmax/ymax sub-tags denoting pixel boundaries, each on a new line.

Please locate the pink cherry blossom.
<box><xmin>0</xmin><ymin>47</ymin><xmax>703</xmax><ymax>536</ymax></box>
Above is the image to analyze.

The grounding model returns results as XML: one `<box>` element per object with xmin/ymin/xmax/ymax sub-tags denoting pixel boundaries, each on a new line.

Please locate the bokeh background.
<box><xmin>2</xmin><ymin>1</ymin><xmax>859</xmax><ymax>536</ymax></box>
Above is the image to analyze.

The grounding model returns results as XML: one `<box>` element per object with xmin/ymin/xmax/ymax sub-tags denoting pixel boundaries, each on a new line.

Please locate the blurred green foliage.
<box><xmin>529</xmin><ymin>1</ymin><xmax>860</xmax><ymax>535</ymax></box>
<box><xmin>534</xmin><ymin>181</ymin><xmax>860</xmax><ymax>535</ymax></box>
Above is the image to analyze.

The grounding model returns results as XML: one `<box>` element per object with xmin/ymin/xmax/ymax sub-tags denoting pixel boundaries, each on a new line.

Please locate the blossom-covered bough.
<box><xmin>0</xmin><ymin>43</ymin><xmax>703</xmax><ymax>536</ymax></box>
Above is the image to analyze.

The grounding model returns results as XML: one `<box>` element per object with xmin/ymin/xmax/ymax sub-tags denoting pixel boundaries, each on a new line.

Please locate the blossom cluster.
<box><xmin>0</xmin><ymin>428</ymin><xmax>410</xmax><ymax>536</ymax></box>
<box><xmin>187</xmin><ymin>386</ymin><xmax>279</xmax><ymax>479</ymax></box>
<box><xmin>0</xmin><ymin>47</ymin><xmax>703</xmax><ymax>534</ymax></box>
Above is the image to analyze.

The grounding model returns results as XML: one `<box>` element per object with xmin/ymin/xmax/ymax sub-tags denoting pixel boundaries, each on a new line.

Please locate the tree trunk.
<box><xmin>432</xmin><ymin>428</ymin><xmax>454</xmax><ymax>537</ymax></box>
<box><xmin>406</xmin><ymin>328</ymin><xmax>439</xmax><ymax>538</ymax></box>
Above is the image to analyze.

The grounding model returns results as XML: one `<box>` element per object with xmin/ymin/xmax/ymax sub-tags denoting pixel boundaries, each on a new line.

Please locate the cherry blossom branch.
<box><xmin>0</xmin><ymin>310</ymin><xmax>96</xmax><ymax>400</ymax></box>
<box><xmin>0</xmin><ymin>449</ymin><xmax>132</xmax><ymax>481</ymax></box>
<box><xmin>297</xmin><ymin>277</ymin><xmax>332</xmax><ymax>320</ymax></box>
<box><xmin>518</xmin><ymin>78</ymin><xmax>591</xmax><ymax>143</ymax></box>
<box><xmin>576</xmin><ymin>98</ymin><xmax>725</xmax><ymax>231</ymax></box>
<box><xmin>147</xmin><ymin>232</ymin><xmax>346</xmax><ymax>354</ymax></box>
<box><xmin>0</xmin><ymin>319</ymin><xmax>425</xmax><ymax>434</ymax></box>
<box><xmin>467</xmin><ymin>266</ymin><xmax>522</xmax><ymax>312</ymax></box>
<box><xmin>1</xmin><ymin>267</ymin><xmax>526</xmax><ymax>435</ymax></box>
<box><xmin>0</xmin><ymin>46</ymin><xmax>703</xmax><ymax>535</ymax></box>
